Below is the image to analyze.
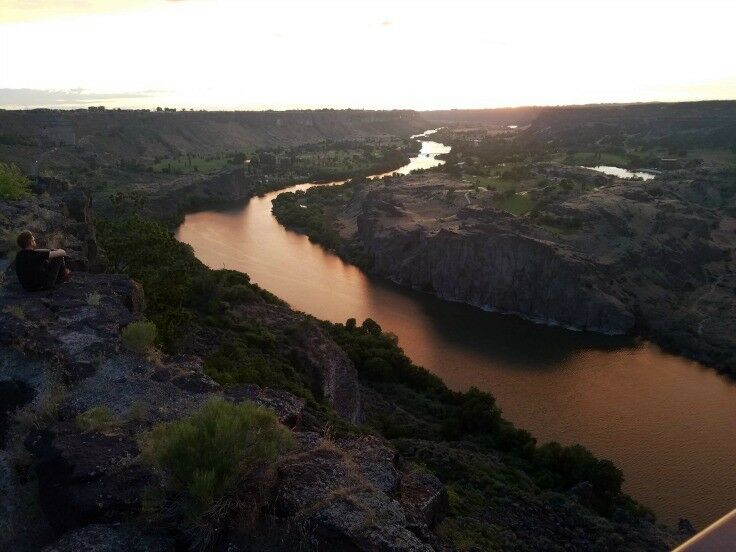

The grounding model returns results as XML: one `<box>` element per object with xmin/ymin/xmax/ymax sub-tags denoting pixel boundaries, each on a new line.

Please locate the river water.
<box><xmin>176</xmin><ymin>133</ymin><xmax>736</xmax><ymax>528</ymax></box>
<box><xmin>584</xmin><ymin>165</ymin><xmax>656</xmax><ymax>181</ymax></box>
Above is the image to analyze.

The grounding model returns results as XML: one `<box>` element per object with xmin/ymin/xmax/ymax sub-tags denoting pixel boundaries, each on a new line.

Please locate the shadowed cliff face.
<box><xmin>273</xmin><ymin>167</ymin><xmax>735</xmax><ymax>373</ymax></box>
<box><xmin>356</xmin><ymin>195</ymin><xmax>634</xmax><ymax>334</ymax></box>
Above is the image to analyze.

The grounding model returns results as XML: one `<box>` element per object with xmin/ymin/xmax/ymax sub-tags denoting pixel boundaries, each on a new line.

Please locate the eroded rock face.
<box><xmin>275</xmin><ymin>432</ymin><xmax>436</xmax><ymax>552</ymax></box>
<box><xmin>43</xmin><ymin>524</ymin><xmax>174</xmax><ymax>552</ymax></box>
<box><xmin>0</xmin><ymin>273</ymin><xmax>144</xmax><ymax>380</ymax></box>
<box><xmin>26</xmin><ymin>422</ymin><xmax>155</xmax><ymax>535</ymax></box>
<box><xmin>0</xmin><ymin>193</ymin><xmax>107</xmax><ymax>273</ymax></box>
<box><xmin>234</xmin><ymin>303</ymin><xmax>363</xmax><ymax>423</ymax></box>
<box><xmin>356</xmin><ymin>200</ymin><xmax>634</xmax><ymax>333</ymax></box>
<box><xmin>291</xmin><ymin>169</ymin><xmax>735</xmax><ymax>371</ymax></box>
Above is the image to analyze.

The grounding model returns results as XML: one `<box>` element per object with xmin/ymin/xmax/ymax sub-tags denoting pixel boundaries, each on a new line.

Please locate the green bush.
<box><xmin>121</xmin><ymin>320</ymin><xmax>157</xmax><ymax>353</ymax></box>
<box><xmin>97</xmin><ymin>217</ymin><xmax>281</xmax><ymax>351</ymax></box>
<box><xmin>86</xmin><ymin>292</ymin><xmax>102</xmax><ymax>307</ymax></box>
<box><xmin>0</xmin><ymin>162</ymin><xmax>30</xmax><ymax>200</ymax></box>
<box><xmin>77</xmin><ymin>405</ymin><xmax>117</xmax><ymax>432</ymax></box>
<box><xmin>141</xmin><ymin>397</ymin><xmax>295</xmax><ymax>513</ymax></box>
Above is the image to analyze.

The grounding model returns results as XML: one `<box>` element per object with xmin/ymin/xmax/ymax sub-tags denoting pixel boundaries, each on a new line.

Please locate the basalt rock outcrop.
<box><xmin>356</xmin><ymin>199</ymin><xmax>634</xmax><ymax>333</ymax></box>
<box><xmin>0</xmin><ymin>191</ymin><xmax>685</xmax><ymax>550</ymax></box>
<box><xmin>277</xmin><ymin>169</ymin><xmax>735</xmax><ymax>373</ymax></box>
<box><xmin>0</xmin><ymin>193</ymin><xmax>432</xmax><ymax>551</ymax></box>
<box><xmin>233</xmin><ymin>303</ymin><xmax>363</xmax><ymax>423</ymax></box>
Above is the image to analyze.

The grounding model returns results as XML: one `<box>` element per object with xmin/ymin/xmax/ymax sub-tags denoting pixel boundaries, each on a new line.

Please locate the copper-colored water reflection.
<box><xmin>176</xmin><ymin>138</ymin><xmax>736</xmax><ymax>528</ymax></box>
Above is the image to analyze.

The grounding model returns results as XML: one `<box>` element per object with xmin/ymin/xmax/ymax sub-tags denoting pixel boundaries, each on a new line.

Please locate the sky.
<box><xmin>0</xmin><ymin>0</ymin><xmax>735</xmax><ymax>110</ymax></box>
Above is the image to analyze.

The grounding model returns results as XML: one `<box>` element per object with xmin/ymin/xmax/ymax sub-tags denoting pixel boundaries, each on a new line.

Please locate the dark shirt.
<box><xmin>15</xmin><ymin>249</ymin><xmax>50</xmax><ymax>291</ymax></box>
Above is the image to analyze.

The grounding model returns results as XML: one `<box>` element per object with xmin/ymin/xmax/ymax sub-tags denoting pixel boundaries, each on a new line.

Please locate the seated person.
<box><xmin>15</xmin><ymin>230</ymin><xmax>71</xmax><ymax>291</ymax></box>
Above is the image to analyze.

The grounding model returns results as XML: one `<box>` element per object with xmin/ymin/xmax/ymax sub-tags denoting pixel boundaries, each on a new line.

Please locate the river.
<box><xmin>176</xmin><ymin>132</ymin><xmax>736</xmax><ymax>528</ymax></box>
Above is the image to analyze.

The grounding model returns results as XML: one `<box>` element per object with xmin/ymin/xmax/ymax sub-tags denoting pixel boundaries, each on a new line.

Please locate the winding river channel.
<box><xmin>176</xmin><ymin>132</ymin><xmax>736</xmax><ymax>528</ymax></box>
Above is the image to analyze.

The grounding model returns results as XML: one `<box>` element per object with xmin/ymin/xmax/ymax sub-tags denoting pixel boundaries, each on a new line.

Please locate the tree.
<box><xmin>0</xmin><ymin>162</ymin><xmax>30</xmax><ymax>200</ymax></box>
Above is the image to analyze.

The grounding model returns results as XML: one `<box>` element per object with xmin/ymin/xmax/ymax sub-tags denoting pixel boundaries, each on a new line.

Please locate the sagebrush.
<box><xmin>140</xmin><ymin>397</ymin><xmax>295</xmax><ymax>514</ymax></box>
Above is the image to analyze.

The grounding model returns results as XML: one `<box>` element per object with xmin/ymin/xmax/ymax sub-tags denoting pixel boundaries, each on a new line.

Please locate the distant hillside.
<box><xmin>527</xmin><ymin>100</ymin><xmax>736</xmax><ymax>149</ymax></box>
<box><xmin>0</xmin><ymin>109</ymin><xmax>427</xmax><ymax>172</ymax></box>
<box><xmin>423</xmin><ymin>101</ymin><xmax>736</xmax><ymax>146</ymax></box>
<box><xmin>422</xmin><ymin>106</ymin><xmax>542</xmax><ymax>127</ymax></box>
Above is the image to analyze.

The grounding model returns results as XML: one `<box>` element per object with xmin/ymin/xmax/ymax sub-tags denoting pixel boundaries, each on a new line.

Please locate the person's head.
<box><xmin>17</xmin><ymin>230</ymin><xmax>36</xmax><ymax>250</ymax></box>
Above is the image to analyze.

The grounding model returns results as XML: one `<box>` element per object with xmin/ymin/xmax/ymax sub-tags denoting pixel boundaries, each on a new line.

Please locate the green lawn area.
<box><xmin>688</xmin><ymin>149</ymin><xmax>736</xmax><ymax>168</ymax></box>
<box><xmin>464</xmin><ymin>174</ymin><xmax>519</xmax><ymax>193</ymax></box>
<box><xmin>150</xmin><ymin>154</ymin><xmax>234</xmax><ymax>174</ymax></box>
<box><xmin>563</xmin><ymin>152</ymin><xmax>630</xmax><ymax>167</ymax></box>
<box><xmin>492</xmin><ymin>193</ymin><xmax>535</xmax><ymax>216</ymax></box>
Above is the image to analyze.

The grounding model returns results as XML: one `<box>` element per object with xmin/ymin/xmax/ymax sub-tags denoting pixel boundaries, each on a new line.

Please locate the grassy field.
<box><xmin>563</xmin><ymin>152</ymin><xmax>630</xmax><ymax>167</ymax></box>
<box><xmin>150</xmin><ymin>154</ymin><xmax>236</xmax><ymax>174</ymax></box>
<box><xmin>464</xmin><ymin>174</ymin><xmax>522</xmax><ymax>193</ymax></box>
<box><xmin>492</xmin><ymin>192</ymin><xmax>535</xmax><ymax>215</ymax></box>
<box><xmin>689</xmin><ymin>149</ymin><xmax>736</xmax><ymax>168</ymax></box>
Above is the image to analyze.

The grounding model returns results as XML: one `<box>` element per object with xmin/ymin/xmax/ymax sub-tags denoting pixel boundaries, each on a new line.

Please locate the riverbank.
<box><xmin>0</xmin><ymin>186</ymin><xmax>685</xmax><ymax>550</ymax></box>
<box><xmin>177</xmin><ymin>133</ymin><xmax>736</xmax><ymax>528</ymax></box>
<box><xmin>272</xmin><ymin>153</ymin><xmax>736</xmax><ymax>379</ymax></box>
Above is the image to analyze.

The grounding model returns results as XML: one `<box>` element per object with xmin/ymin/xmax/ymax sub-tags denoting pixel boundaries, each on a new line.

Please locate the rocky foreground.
<box><xmin>273</xmin><ymin>166</ymin><xmax>736</xmax><ymax>376</ymax></box>
<box><xmin>0</xmin><ymin>190</ymin><xmax>689</xmax><ymax>550</ymax></box>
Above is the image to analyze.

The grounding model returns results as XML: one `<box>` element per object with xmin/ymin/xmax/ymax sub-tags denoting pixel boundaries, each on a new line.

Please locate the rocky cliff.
<box><xmin>355</xmin><ymin>194</ymin><xmax>634</xmax><ymax>333</ymax></box>
<box><xmin>273</xmin><ymin>167</ymin><xmax>735</xmax><ymax>373</ymax></box>
<box><xmin>0</xmin><ymin>188</ymin><xmax>685</xmax><ymax>550</ymax></box>
<box><xmin>0</xmin><ymin>192</ymin><xmax>443</xmax><ymax>550</ymax></box>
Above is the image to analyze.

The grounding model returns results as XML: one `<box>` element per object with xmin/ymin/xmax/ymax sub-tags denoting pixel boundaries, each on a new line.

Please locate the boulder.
<box><xmin>398</xmin><ymin>472</ymin><xmax>448</xmax><ymax>534</ymax></box>
<box><xmin>44</xmin><ymin>524</ymin><xmax>174</xmax><ymax>552</ymax></box>
<box><xmin>234</xmin><ymin>303</ymin><xmax>363</xmax><ymax>424</ymax></box>
<box><xmin>25</xmin><ymin>421</ymin><xmax>155</xmax><ymax>536</ymax></box>
<box><xmin>0</xmin><ymin>273</ymin><xmax>144</xmax><ymax>380</ymax></box>
<box><xmin>227</xmin><ymin>383</ymin><xmax>306</xmax><ymax>428</ymax></box>
<box><xmin>275</xmin><ymin>432</ymin><xmax>435</xmax><ymax>551</ymax></box>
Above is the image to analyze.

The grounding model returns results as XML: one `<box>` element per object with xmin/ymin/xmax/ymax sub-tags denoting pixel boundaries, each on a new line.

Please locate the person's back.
<box><xmin>16</xmin><ymin>247</ymin><xmax>52</xmax><ymax>291</ymax></box>
<box><xmin>14</xmin><ymin>230</ymin><xmax>70</xmax><ymax>291</ymax></box>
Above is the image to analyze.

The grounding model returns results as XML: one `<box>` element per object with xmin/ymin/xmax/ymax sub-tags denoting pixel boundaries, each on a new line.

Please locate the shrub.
<box><xmin>140</xmin><ymin>397</ymin><xmax>295</xmax><ymax>513</ymax></box>
<box><xmin>76</xmin><ymin>405</ymin><xmax>117</xmax><ymax>432</ymax></box>
<box><xmin>127</xmin><ymin>400</ymin><xmax>150</xmax><ymax>423</ymax></box>
<box><xmin>3</xmin><ymin>305</ymin><xmax>26</xmax><ymax>320</ymax></box>
<box><xmin>86</xmin><ymin>292</ymin><xmax>102</xmax><ymax>307</ymax></box>
<box><xmin>96</xmin><ymin>217</ymin><xmax>281</xmax><ymax>351</ymax></box>
<box><xmin>121</xmin><ymin>320</ymin><xmax>157</xmax><ymax>353</ymax></box>
<box><xmin>0</xmin><ymin>162</ymin><xmax>30</xmax><ymax>200</ymax></box>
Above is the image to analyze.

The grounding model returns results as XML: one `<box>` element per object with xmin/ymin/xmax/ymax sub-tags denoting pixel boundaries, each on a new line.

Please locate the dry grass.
<box><xmin>127</xmin><ymin>400</ymin><xmax>150</xmax><ymax>423</ymax></box>
<box><xmin>13</xmin><ymin>380</ymin><xmax>67</xmax><ymax>432</ymax></box>
<box><xmin>3</xmin><ymin>305</ymin><xmax>26</xmax><ymax>321</ymax></box>
<box><xmin>86</xmin><ymin>292</ymin><xmax>102</xmax><ymax>307</ymax></box>
<box><xmin>76</xmin><ymin>405</ymin><xmax>119</xmax><ymax>433</ymax></box>
<box><xmin>288</xmin><ymin>437</ymin><xmax>377</xmax><ymax>525</ymax></box>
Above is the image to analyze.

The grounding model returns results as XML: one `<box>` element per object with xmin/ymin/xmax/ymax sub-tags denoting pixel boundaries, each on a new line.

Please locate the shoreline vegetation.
<box><xmin>96</xmin><ymin>213</ymin><xmax>671</xmax><ymax>549</ymax></box>
<box><xmin>96</xmin><ymin>137</ymin><xmax>421</xmax><ymax>228</ymax></box>
<box><xmin>272</xmin><ymin>116</ymin><xmax>736</xmax><ymax>377</ymax></box>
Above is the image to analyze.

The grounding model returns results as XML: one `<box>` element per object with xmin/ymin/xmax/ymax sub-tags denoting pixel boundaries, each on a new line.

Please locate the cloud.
<box><xmin>0</xmin><ymin>88</ymin><xmax>160</xmax><ymax>109</ymax></box>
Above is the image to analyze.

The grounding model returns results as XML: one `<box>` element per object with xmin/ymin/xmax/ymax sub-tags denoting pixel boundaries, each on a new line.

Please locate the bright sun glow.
<box><xmin>1</xmin><ymin>0</ymin><xmax>734</xmax><ymax>109</ymax></box>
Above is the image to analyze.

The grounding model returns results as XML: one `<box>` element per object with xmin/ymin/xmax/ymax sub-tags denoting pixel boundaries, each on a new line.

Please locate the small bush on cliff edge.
<box><xmin>0</xmin><ymin>162</ymin><xmax>30</xmax><ymax>200</ymax></box>
<box><xmin>121</xmin><ymin>320</ymin><xmax>157</xmax><ymax>353</ymax></box>
<box><xmin>76</xmin><ymin>405</ymin><xmax>117</xmax><ymax>433</ymax></box>
<box><xmin>140</xmin><ymin>397</ymin><xmax>295</xmax><ymax>516</ymax></box>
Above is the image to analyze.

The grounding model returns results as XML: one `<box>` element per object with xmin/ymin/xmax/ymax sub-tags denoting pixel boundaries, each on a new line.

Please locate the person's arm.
<box><xmin>48</xmin><ymin>249</ymin><xmax>66</xmax><ymax>259</ymax></box>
